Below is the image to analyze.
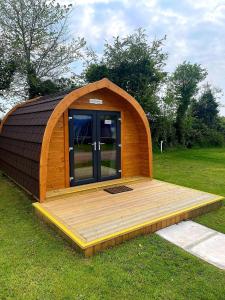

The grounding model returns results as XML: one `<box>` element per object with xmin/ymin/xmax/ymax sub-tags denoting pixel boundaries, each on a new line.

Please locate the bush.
<box><xmin>185</xmin><ymin>119</ymin><xmax>225</xmax><ymax>147</ymax></box>
<box><xmin>202</xmin><ymin>129</ymin><xmax>225</xmax><ymax>147</ymax></box>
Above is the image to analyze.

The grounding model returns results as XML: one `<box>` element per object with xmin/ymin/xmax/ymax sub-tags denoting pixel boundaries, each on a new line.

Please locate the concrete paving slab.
<box><xmin>190</xmin><ymin>233</ymin><xmax>225</xmax><ymax>270</ymax></box>
<box><xmin>157</xmin><ymin>221</ymin><xmax>215</xmax><ymax>248</ymax></box>
<box><xmin>157</xmin><ymin>220</ymin><xmax>225</xmax><ymax>270</ymax></box>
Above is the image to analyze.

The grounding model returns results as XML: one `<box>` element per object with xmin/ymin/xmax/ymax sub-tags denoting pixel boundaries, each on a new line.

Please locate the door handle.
<box><xmin>98</xmin><ymin>142</ymin><xmax>105</xmax><ymax>151</ymax></box>
<box><xmin>88</xmin><ymin>141</ymin><xmax>97</xmax><ymax>151</ymax></box>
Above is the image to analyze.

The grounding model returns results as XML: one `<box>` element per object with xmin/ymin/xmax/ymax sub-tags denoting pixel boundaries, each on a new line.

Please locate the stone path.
<box><xmin>157</xmin><ymin>220</ymin><xmax>225</xmax><ymax>270</ymax></box>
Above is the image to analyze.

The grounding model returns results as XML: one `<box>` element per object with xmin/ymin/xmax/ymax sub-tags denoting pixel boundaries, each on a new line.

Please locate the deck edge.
<box><xmin>33</xmin><ymin>195</ymin><xmax>223</xmax><ymax>250</ymax></box>
<box><xmin>33</xmin><ymin>202</ymin><xmax>87</xmax><ymax>249</ymax></box>
<box><xmin>81</xmin><ymin>196</ymin><xmax>224</xmax><ymax>247</ymax></box>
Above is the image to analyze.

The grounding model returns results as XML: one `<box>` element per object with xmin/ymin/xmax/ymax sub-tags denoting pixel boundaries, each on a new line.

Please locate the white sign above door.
<box><xmin>89</xmin><ymin>99</ymin><xmax>103</xmax><ymax>105</ymax></box>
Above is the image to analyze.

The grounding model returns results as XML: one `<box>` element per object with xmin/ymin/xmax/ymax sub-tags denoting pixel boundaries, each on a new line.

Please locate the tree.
<box><xmin>192</xmin><ymin>85</ymin><xmax>220</xmax><ymax>128</ymax></box>
<box><xmin>84</xmin><ymin>29</ymin><xmax>167</xmax><ymax>114</ymax></box>
<box><xmin>0</xmin><ymin>0</ymin><xmax>86</xmax><ymax>99</ymax></box>
<box><xmin>23</xmin><ymin>76</ymin><xmax>79</xmax><ymax>96</ymax></box>
<box><xmin>0</xmin><ymin>40</ymin><xmax>16</xmax><ymax>93</ymax></box>
<box><xmin>151</xmin><ymin>87</ymin><xmax>177</xmax><ymax>147</ymax></box>
<box><xmin>85</xmin><ymin>64</ymin><xmax>109</xmax><ymax>83</ymax></box>
<box><xmin>0</xmin><ymin>37</ymin><xmax>17</xmax><ymax>114</ymax></box>
<box><xmin>169</xmin><ymin>62</ymin><xmax>207</xmax><ymax>144</ymax></box>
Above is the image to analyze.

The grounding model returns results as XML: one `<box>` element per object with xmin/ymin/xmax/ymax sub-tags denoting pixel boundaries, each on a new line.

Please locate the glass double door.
<box><xmin>69</xmin><ymin>109</ymin><xmax>121</xmax><ymax>186</ymax></box>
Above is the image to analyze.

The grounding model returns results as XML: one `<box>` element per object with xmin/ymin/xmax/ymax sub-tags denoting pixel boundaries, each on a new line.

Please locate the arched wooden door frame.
<box><xmin>39</xmin><ymin>78</ymin><xmax>152</xmax><ymax>201</ymax></box>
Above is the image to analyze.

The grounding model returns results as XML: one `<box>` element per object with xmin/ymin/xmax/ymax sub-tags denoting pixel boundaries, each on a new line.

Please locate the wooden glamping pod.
<box><xmin>0</xmin><ymin>78</ymin><xmax>223</xmax><ymax>256</ymax></box>
<box><xmin>0</xmin><ymin>78</ymin><xmax>152</xmax><ymax>201</ymax></box>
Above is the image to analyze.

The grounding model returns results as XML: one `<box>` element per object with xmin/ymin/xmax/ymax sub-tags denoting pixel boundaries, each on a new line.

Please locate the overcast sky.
<box><xmin>61</xmin><ymin>0</ymin><xmax>225</xmax><ymax>115</ymax></box>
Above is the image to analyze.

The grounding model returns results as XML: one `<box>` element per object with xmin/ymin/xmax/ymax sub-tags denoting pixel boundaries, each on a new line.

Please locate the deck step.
<box><xmin>46</xmin><ymin>176</ymin><xmax>149</xmax><ymax>202</ymax></box>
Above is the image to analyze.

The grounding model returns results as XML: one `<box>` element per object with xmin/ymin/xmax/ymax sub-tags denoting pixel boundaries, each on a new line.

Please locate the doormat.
<box><xmin>104</xmin><ymin>185</ymin><xmax>133</xmax><ymax>194</ymax></box>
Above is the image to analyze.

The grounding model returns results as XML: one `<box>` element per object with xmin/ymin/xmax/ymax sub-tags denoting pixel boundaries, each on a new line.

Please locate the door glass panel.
<box><xmin>73</xmin><ymin>115</ymin><xmax>94</xmax><ymax>180</ymax></box>
<box><xmin>100</xmin><ymin>115</ymin><xmax>117</xmax><ymax>177</ymax></box>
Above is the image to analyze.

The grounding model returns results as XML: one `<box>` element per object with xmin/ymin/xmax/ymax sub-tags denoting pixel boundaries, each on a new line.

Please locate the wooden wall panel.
<box><xmin>46</xmin><ymin>88</ymin><xmax>151</xmax><ymax>192</ymax></box>
<box><xmin>46</xmin><ymin>115</ymin><xmax>67</xmax><ymax>191</ymax></box>
<box><xmin>70</xmin><ymin>89</ymin><xmax>148</xmax><ymax>178</ymax></box>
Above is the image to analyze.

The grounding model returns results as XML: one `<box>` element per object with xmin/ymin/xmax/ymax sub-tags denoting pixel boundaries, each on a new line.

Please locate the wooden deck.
<box><xmin>33</xmin><ymin>179</ymin><xmax>223</xmax><ymax>256</ymax></box>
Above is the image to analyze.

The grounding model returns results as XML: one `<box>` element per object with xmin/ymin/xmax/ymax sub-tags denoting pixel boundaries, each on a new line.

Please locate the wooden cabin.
<box><xmin>0</xmin><ymin>78</ymin><xmax>152</xmax><ymax>202</ymax></box>
<box><xmin>1</xmin><ymin>78</ymin><xmax>223</xmax><ymax>256</ymax></box>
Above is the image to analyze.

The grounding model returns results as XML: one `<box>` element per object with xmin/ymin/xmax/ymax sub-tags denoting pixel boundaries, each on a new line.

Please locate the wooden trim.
<box><xmin>121</xmin><ymin>110</ymin><xmax>125</xmax><ymax>177</ymax></box>
<box><xmin>63</xmin><ymin>110</ymin><xmax>70</xmax><ymax>188</ymax></box>
<box><xmin>39</xmin><ymin>78</ymin><xmax>152</xmax><ymax>201</ymax></box>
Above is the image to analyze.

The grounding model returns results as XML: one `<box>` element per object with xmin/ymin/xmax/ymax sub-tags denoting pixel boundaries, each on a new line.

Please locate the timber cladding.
<box><xmin>0</xmin><ymin>79</ymin><xmax>152</xmax><ymax>201</ymax></box>
<box><xmin>0</xmin><ymin>93</ymin><xmax>66</xmax><ymax>198</ymax></box>
<box><xmin>46</xmin><ymin>88</ymin><xmax>152</xmax><ymax>191</ymax></box>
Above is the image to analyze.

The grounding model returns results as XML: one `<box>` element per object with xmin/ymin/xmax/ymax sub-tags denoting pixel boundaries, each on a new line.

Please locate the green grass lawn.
<box><xmin>0</xmin><ymin>148</ymin><xmax>225</xmax><ymax>300</ymax></box>
<box><xmin>154</xmin><ymin>147</ymin><xmax>225</xmax><ymax>234</ymax></box>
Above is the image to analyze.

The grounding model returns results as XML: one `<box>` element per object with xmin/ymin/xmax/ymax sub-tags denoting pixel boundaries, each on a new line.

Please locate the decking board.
<box><xmin>33</xmin><ymin>179</ymin><xmax>223</xmax><ymax>256</ymax></box>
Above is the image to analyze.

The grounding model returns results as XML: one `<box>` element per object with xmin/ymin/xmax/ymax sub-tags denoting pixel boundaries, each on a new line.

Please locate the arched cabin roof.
<box><xmin>0</xmin><ymin>92</ymin><xmax>68</xmax><ymax>198</ymax></box>
<box><xmin>0</xmin><ymin>78</ymin><xmax>152</xmax><ymax>201</ymax></box>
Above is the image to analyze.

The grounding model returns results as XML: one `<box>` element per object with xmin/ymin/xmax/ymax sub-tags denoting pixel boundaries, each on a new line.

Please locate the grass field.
<box><xmin>0</xmin><ymin>148</ymin><xmax>225</xmax><ymax>300</ymax></box>
<box><xmin>154</xmin><ymin>147</ymin><xmax>225</xmax><ymax>234</ymax></box>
